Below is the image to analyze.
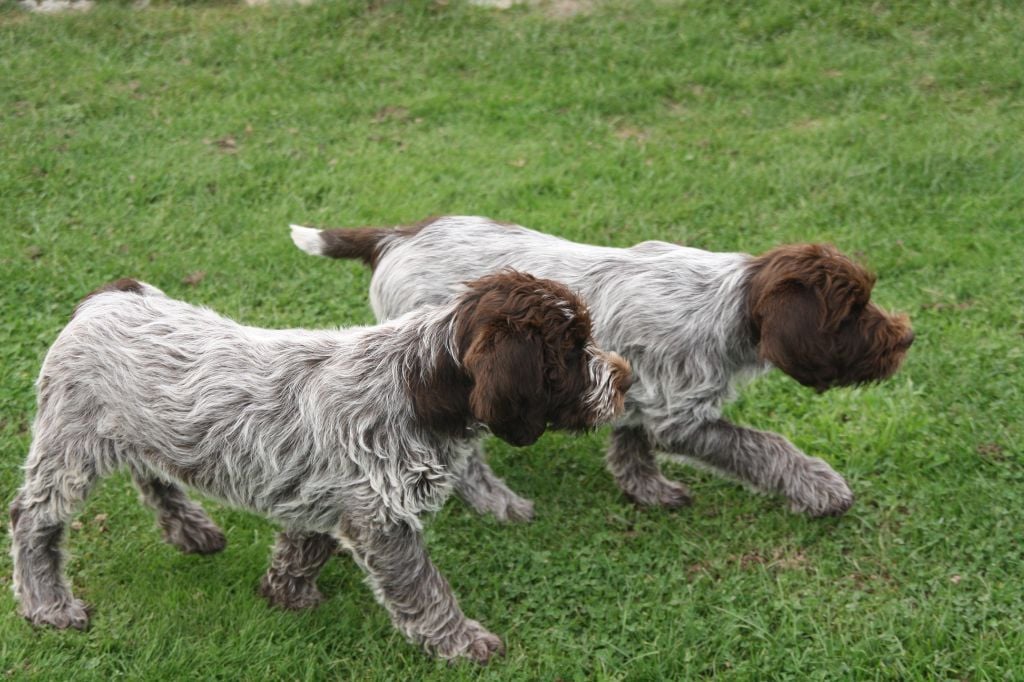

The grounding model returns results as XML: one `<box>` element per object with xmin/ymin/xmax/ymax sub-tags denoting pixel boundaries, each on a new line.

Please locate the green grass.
<box><xmin>2</xmin><ymin>0</ymin><xmax>1023</xmax><ymax>678</ymax></box>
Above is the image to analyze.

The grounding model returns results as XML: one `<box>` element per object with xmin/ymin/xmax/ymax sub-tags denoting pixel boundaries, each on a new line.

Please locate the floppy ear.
<box><xmin>464</xmin><ymin>330</ymin><xmax>548</xmax><ymax>447</ymax></box>
<box><xmin>756</xmin><ymin>282</ymin><xmax>834</xmax><ymax>391</ymax></box>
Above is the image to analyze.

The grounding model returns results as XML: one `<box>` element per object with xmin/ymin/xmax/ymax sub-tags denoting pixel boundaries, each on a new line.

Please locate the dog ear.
<box><xmin>464</xmin><ymin>329</ymin><xmax>548</xmax><ymax>447</ymax></box>
<box><xmin>755</xmin><ymin>282</ymin><xmax>835</xmax><ymax>391</ymax></box>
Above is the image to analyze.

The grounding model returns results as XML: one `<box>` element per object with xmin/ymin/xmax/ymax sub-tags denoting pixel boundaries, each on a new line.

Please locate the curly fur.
<box><xmin>8</xmin><ymin>271</ymin><xmax>630</xmax><ymax>664</ymax></box>
<box><xmin>291</xmin><ymin>216</ymin><xmax>913</xmax><ymax>517</ymax></box>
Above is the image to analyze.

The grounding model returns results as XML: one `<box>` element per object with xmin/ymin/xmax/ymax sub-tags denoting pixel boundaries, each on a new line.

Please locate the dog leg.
<box><xmin>260</xmin><ymin>530</ymin><xmax>338</xmax><ymax>610</ymax></box>
<box><xmin>9</xmin><ymin>443</ymin><xmax>97</xmax><ymax>630</ymax></box>
<box><xmin>341</xmin><ymin>520</ymin><xmax>504</xmax><ymax>664</ymax></box>
<box><xmin>661</xmin><ymin>419</ymin><xmax>854</xmax><ymax>516</ymax></box>
<box><xmin>131</xmin><ymin>467</ymin><xmax>226</xmax><ymax>555</ymax></box>
<box><xmin>452</xmin><ymin>446</ymin><xmax>534</xmax><ymax>522</ymax></box>
<box><xmin>606</xmin><ymin>426</ymin><xmax>691</xmax><ymax>508</ymax></box>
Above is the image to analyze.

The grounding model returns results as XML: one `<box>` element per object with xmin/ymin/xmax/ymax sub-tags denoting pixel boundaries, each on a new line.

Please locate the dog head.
<box><xmin>747</xmin><ymin>244</ymin><xmax>913</xmax><ymax>392</ymax></box>
<box><xmin>454</xmin><ymin>271</ymin><xmax>632</xmax><ymax>446</ymax></box>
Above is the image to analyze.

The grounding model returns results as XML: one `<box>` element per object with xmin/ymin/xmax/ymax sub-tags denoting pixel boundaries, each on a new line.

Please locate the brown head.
<box><xmin>747</xmin><ymin>244</ymin><xmax>913</xmax><ymax>392</ymax></box>
<box><xmin>450</xmin><ymin>271</ymin><xmax>632</xmax><ymax>446</ymax></box>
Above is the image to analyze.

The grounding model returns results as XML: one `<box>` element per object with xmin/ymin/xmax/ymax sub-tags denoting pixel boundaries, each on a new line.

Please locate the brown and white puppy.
<box><xmin>9</xmin><ymin>271</ymin><xmax>630</xmax><ymax>664</ymax></box>
<box><xmin>291</xmin><ymin>216</ymin><xmax>913</xmax><ymax>518</ymax></box>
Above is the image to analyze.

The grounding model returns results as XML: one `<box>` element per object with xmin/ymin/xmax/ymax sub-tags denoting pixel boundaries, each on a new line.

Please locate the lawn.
<box><xmin>1</xmin><ymin>0</ymin><xmax>1022</xmax><ymax>678</ymax></box>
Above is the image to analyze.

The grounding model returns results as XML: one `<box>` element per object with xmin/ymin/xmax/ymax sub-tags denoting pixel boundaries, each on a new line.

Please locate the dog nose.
<box><xmin>900</xmin><ymin>330</ymin><xmax>915</xmax><ymax>349</ymax></box>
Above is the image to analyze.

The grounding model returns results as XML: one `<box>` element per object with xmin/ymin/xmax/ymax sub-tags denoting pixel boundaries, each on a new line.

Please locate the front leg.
<box><xmin>340</xmin><ymin>520</ymin><xmax>504</xmax><ymax>664</ymax></box>
<box><xmin>659</xmin><ymin>419</ymin><xmax>854</xmax><ymax>516</ymax></box>
<box><xmin>452</xmin><ymin>444</ymin><xmax>534</xmax><ymax>522</ymax></box>
<box><xmin>606</xmin><ymin>426</ymin><xmax>691</xmax><ymax>508</ymax></box>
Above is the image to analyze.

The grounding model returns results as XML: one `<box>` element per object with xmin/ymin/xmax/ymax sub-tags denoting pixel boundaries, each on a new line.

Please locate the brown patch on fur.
<box><xmin>603</xmin><ymin>353</ymin><xmax>633</xmax><ymax>417</ymax></box>
<box><xmin>316</xmin><ymin>217</ymin><xmax>441</xmax><ymax>269</ymax></box>
<box><xmin>408</xmin><ymin>270</ymin><xmax>624</xmax><ymax>447</ymax></box>
<box><xmin>609</xmin><ymin>354</ymin><xmax>633</xmax><ymax>395</ymax></box>
<box><xmin>73</xmin><ymin>278</ymin><xmax>144</xmax><ymax>318</ymax></box>
<box><xmin>746</xmin><ymin>244</ymin><xmax>913</xmax><ymax>392</ymax></box>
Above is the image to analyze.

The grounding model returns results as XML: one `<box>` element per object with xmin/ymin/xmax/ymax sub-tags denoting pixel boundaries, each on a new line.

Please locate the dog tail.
<box><xmin>290</xmin><ymin>218</ymin><xmax>437</xmax><ymax>270</ymax></box>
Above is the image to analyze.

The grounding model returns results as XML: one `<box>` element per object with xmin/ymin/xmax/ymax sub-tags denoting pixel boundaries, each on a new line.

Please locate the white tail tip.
<box><xmin>290</xmin><ymin>224</ymin><xmax>325</xmax><ymax>256</ymax></box>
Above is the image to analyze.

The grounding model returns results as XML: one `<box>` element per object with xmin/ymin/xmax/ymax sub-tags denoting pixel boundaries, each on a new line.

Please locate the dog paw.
<box><xmin>461</xmin><ymin>489</ymin><xmax>535</xmax><ymax>523</ymax></box>
<box><xmin>787</xmin><ymin>458</ymin><xmax>854</xmax><ymax>517</ymax></box>
<box><xmin>259</xmin><ymin>573</ymin><xmax>326</xmax><ymax>610</ymax></box>
<box><xmin>463</xmin><ymin>629</ymin><xmax>505</xmax><ymax>664</ymax></box>
<box><xmin>434</xmin><ymin>619</ymin><xmax>505</xmax><ymax>664</ymax></box>
<box><xmin>494</xmin><ymin>494</ymin><xmax>535</xmax><ymax>523</ymax></box>
<box><xmin>165</xmin><ymin>520</ymin><xmax>227</xmax><ymax>555</ymax></box>
<box><xmin>620</xmin><ymin>474</ymin><xmax>692</xmax><ymax>509</ymax></box>
<box><xmin>24</xmin><ymin>598</ymin><xmax>90</xmax><ymax>630</ymax></box>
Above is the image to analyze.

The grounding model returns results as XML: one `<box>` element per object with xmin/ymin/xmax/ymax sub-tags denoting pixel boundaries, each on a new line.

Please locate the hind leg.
<box><xmin>607</xmin><ymin>426</ymin><xmax>692</xmax><ymax>508</ymax></box>
<box><xmin>9</xmin><ymin>445</ymin><xmax>98</xmax><ymax>630</ymax></box>
<box><xmin>453</xmin><ymin>445</ymin><xmax>534</xmax><ymax>522</ymax></box>
<box><xmin>259</xmin><ymin>530</ymin><xmax>338</xmax><ymax>610</ymax></box>
<box><xmin>130</xmin><ymin>467</ymin><xmax>226</xmax><ymax>555</ymax></box>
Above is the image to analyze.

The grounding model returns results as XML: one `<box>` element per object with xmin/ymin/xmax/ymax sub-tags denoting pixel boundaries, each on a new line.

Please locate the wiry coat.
<box><xmin>292</xmin><ymin>216</ymin><xmax>914</xmax><ymax>518</ymax></box>
<box><xmin>9</xmin><ymin>272</ymin><xmax>630</xmax><ymax>664</ymax></box>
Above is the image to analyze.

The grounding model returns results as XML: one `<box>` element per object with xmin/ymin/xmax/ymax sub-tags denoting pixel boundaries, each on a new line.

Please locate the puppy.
<box><xmin>9</xmin><ymin>272</ymin><xmax>631</xmax><ymax>663</ymax></box>
<box><xmin>291</xmin><ymin>215</ymin><xmax>913</xmax><ymax>518</ymax></box>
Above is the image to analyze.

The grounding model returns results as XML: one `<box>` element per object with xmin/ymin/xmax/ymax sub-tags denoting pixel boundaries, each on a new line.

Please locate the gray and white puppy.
<box><xmin>291</xmin><ymin>215</ymin><xmax>914</xmax><ymax>519</ymax></box>
<box><xmin>9</xmin><ymin>272</ymin><xmax>631</xmax><ymax>663</ymax></box>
